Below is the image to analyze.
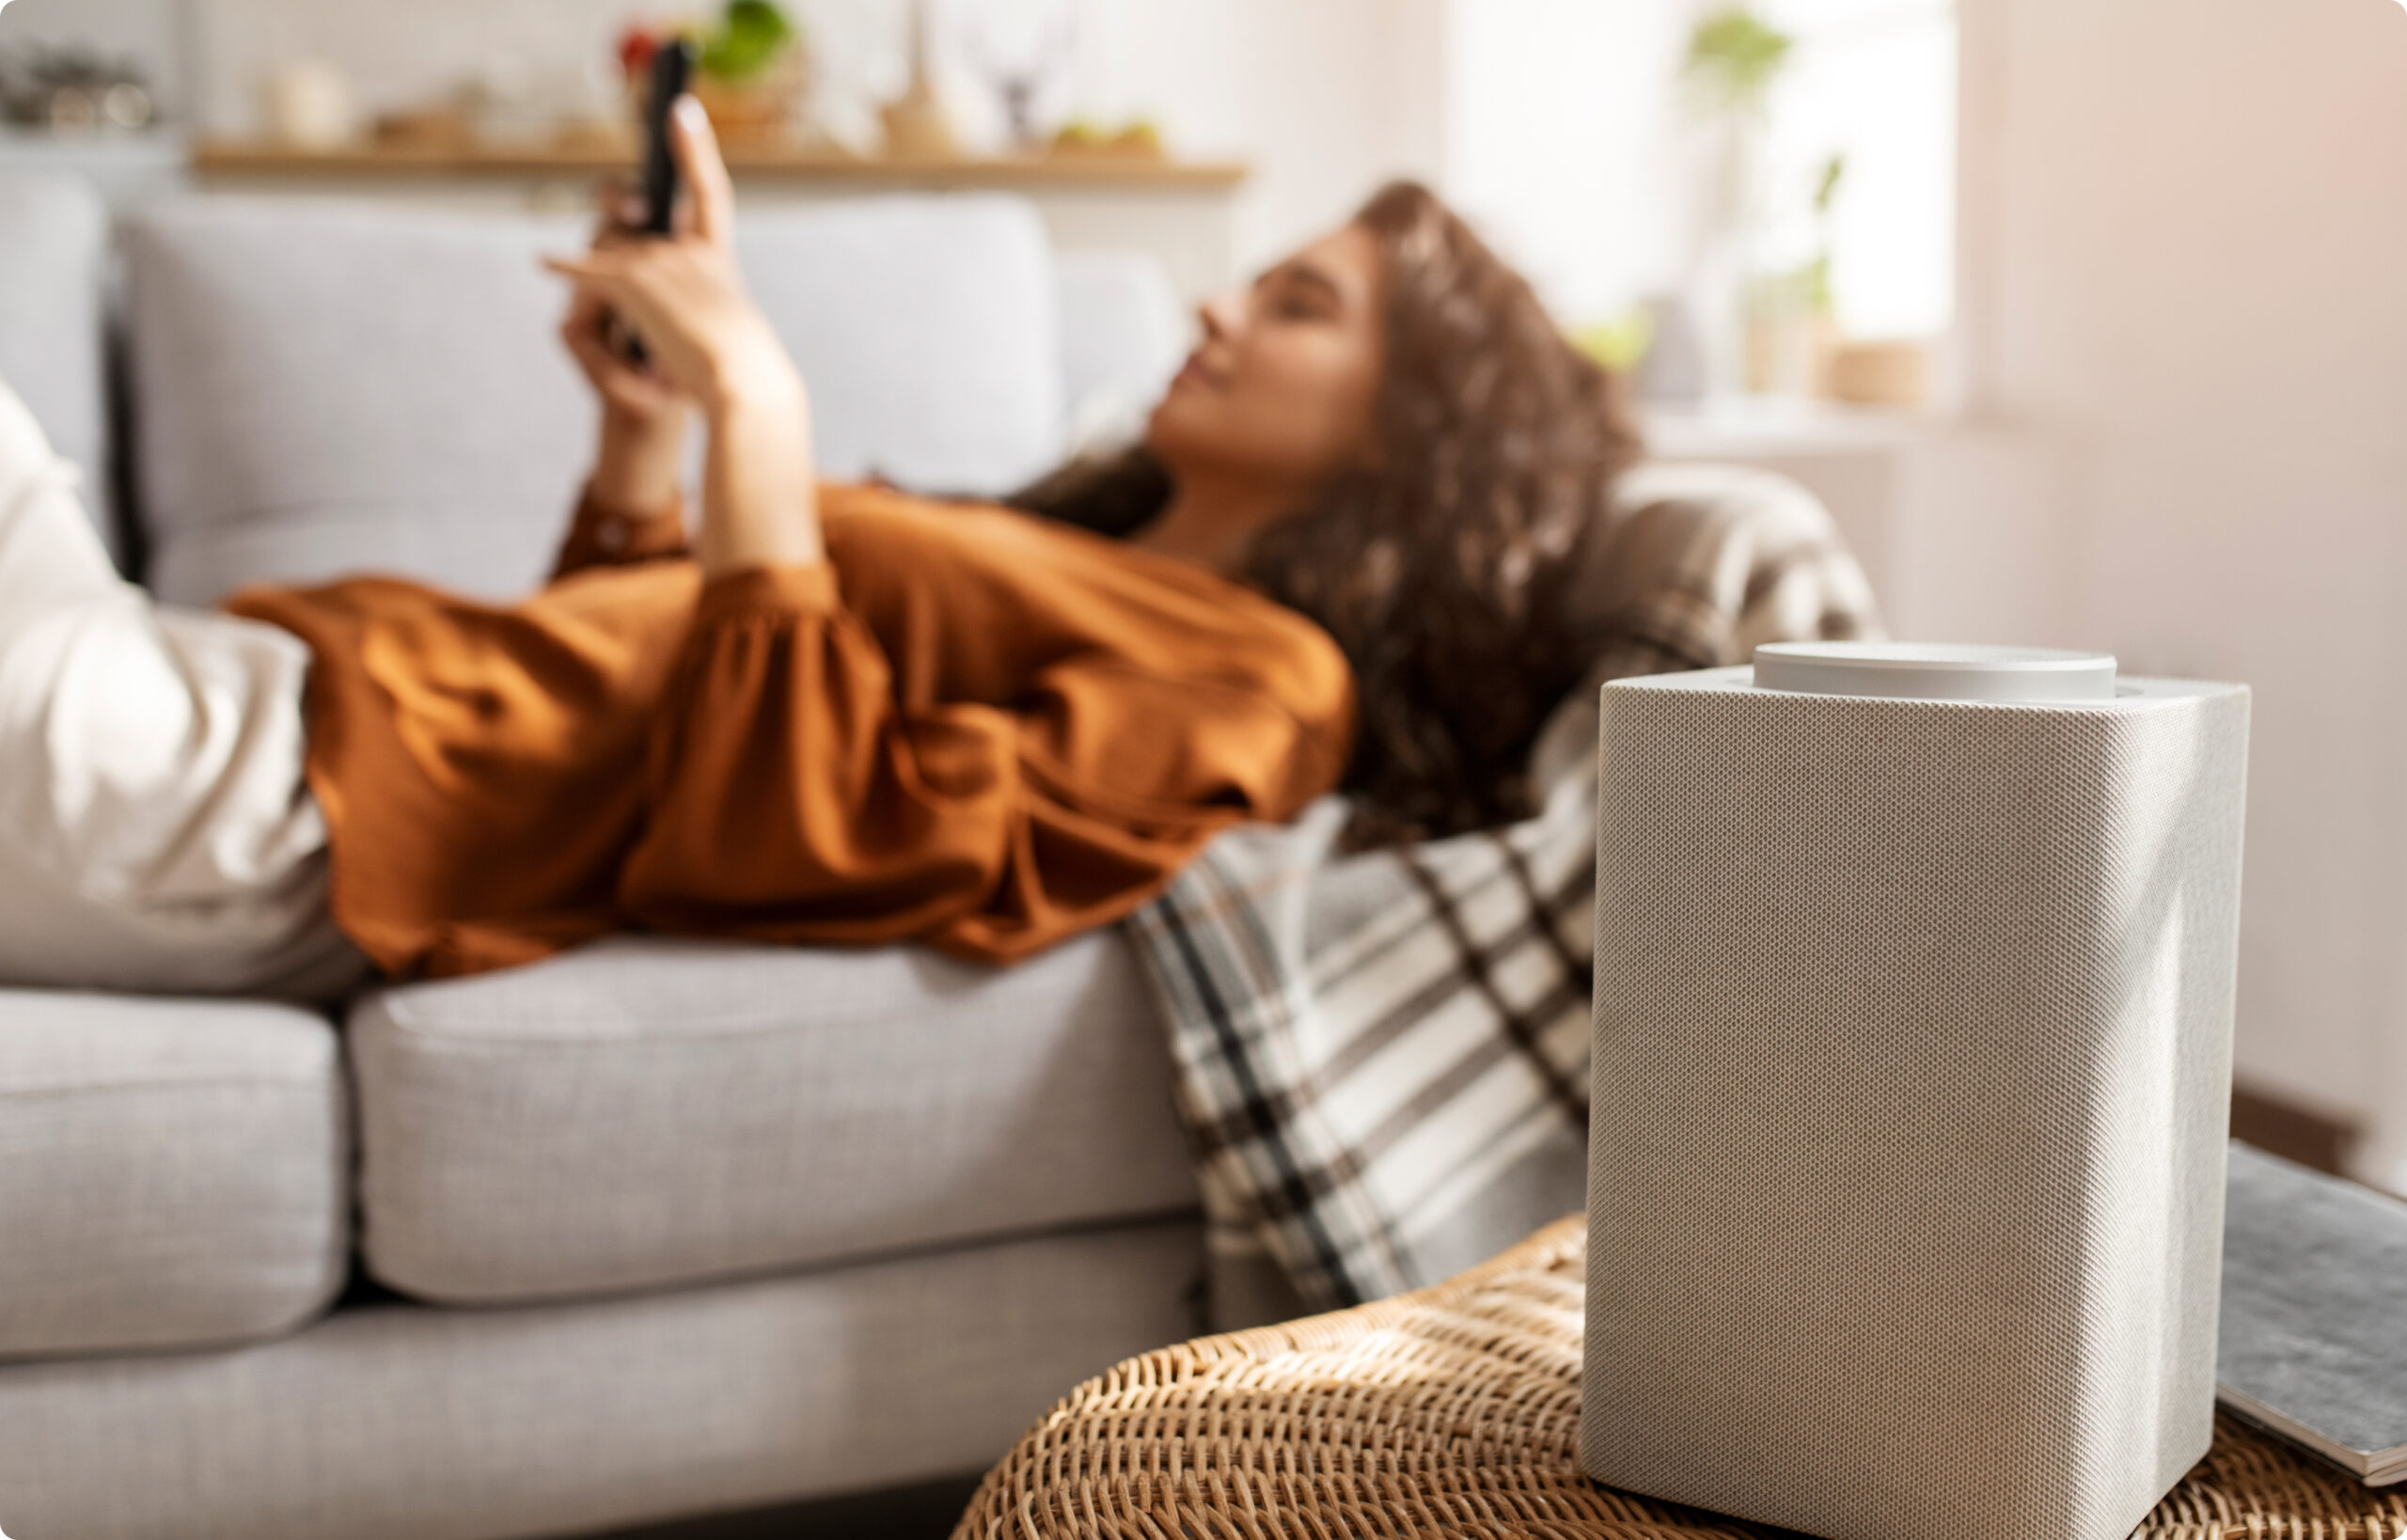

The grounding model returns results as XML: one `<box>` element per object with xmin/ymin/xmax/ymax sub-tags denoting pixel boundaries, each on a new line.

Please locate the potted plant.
<box><xmin>619</xmin><ymin>2</ymin><xmax>808</xmax><ymax>147</ymax></box>
<box><xmin>1746</xmin><ymin>152</ymin><xmax>1844</xmax><ymax>397</ymax></box>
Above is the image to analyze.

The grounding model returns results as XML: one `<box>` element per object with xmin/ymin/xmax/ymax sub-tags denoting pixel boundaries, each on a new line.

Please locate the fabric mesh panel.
<box><xmin>1581</xmin><ymin>668</ymin><xmax>2249</xmax><ymax>1540</ymax></box>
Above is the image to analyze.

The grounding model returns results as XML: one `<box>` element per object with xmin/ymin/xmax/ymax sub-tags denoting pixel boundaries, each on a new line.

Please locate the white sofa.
<box><xmin>0</xmin><ymin>172</ymin><xmax>1208</xmax><ymax>1540</ymax></box>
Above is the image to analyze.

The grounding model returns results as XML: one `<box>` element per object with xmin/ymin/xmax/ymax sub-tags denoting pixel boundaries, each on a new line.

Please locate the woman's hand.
<box><xmin>558</xmin><ymin>181</ymin><xmax>690</xmax><ymax>520</ymax></box>
<box><xmin>561</xmin><ymin>274</ymin><xmax>690</xmax><ymax>518</ymax></box>
<box><xmin>544</xmin><ymin>99</ymin><xmax>799</xmax><ymax>418</ymax></box>
<box><xmin>557</xmin><ymin>187</ymin><xmax>684</xmax><ymax>417</ymax></box>
<box><xmin>544</xmin><ymin>97</ymin><xmax>820</xmax><ymax>574</ymax></box>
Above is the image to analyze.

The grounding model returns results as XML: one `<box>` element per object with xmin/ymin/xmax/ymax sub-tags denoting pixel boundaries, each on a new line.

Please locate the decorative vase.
<box><xmin>1685</xmin><ymin>111</ymin><xmax>1768</xmax><ymax>401</ymax></box>
<box><xmin>879</xmin><ymin>0</ymin><xmax>958</xmax><ymax>160</ymax></box>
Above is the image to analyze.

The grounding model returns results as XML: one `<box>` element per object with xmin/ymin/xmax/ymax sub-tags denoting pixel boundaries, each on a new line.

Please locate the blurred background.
<box><xmin>3</xmin><ymin>0</ymin><xmax>2404</xmax><ymax>1191</ymax></box>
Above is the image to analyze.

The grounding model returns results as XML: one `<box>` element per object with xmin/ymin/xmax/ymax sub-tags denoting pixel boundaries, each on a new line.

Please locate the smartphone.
<box><xmin>612</xmin><ymin>38</ymin><xmax>697</xmax><ymax>362</ymax></box>
<box><xmin>637</xmin><ymin>39</ymin><xmax>696</xmax><ymax>235</ymax></box>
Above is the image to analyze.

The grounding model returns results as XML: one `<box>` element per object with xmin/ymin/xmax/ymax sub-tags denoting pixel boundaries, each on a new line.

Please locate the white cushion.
<box><xmin>0</xmin><ymin>1222</ymin><xmax>1201</xmax><ymax>1540</ymax></box>
<box><xmin>347</xmin><ymin>934</ymin><xmax>1195</xmax><ymax>1304</ymax></box>
<box><xmin>123</xmin><ymin>194</ymin><xmax>1066</xmax><ymax>606</ymax></box>
<box><xmin>0</xmin><ymin>990</ymin><xmax>348</xmax><ymax>1359</ymax></box>
<box><xmin>0</xmin><ymin>174</ymin><xmax>114</xmax><ymax>563</ymax></box>
<box><xmin>1054</xmin><ymin>248</ymin><xmax>1186</xmax><ymax>448</ymax></box>
<box><xmin>740</xmin><ymin>194</ymin><xmax>1063</xmax><ymax>492</ymax></box>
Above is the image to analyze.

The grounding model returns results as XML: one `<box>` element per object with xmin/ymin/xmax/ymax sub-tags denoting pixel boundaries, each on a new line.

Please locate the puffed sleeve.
<box><xmin>550</xmin><ymin>485</ymin><xmax>692</xmax><ymax>580</ymax></box>
<box><xmin>617</xmin><ymin>564</ymin><xmax>1351</xmax><ymax>963</ymax></box>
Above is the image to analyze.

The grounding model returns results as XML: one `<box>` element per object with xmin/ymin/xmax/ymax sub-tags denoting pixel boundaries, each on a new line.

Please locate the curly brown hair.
<box><xmin>1012</xmin><ymin>180</ymin><xmax>1644</xmax><ymax>847</ymax></box>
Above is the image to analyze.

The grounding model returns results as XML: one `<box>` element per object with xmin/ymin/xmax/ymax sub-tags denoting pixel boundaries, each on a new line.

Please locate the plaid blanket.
<box><xmin>1125</xmin><ymin>465</ymin><xmax>1884</xmax><ymax>1317</ymax></box>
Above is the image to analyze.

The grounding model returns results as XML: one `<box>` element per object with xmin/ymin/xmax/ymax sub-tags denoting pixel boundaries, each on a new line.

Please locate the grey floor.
<box><xmin>575</xmin><ymin>1475</ymin><xmax>986</xmax><ymax>1540</ymax></box>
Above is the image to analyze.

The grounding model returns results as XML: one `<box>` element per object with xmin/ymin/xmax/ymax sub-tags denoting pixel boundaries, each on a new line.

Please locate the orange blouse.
<box><xmin>228</xmin><ymin>485</ymin><xmax>1355</xmax><ymax>979</ymax></box>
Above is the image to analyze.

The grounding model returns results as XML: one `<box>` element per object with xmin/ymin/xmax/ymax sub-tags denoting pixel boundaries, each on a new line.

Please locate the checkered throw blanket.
<box><xmin>1124</xmin><ymin>466</ymin><xmax>1884</xmax><ymax>1315</ymax></box>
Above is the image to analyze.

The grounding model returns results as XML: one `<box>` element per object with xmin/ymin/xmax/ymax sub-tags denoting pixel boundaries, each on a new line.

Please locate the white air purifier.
<box><xmin>1580</xmin><ymin>642</ymin><xmax>2249</xmax><ymax>1540</ymax></box>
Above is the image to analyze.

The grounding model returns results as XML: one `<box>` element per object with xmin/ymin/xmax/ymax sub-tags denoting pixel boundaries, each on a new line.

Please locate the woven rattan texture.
<box><xmin>952</xmin><ymin>1218</ymin><xmax>2406</xmax><ymax>1540</ymax></box>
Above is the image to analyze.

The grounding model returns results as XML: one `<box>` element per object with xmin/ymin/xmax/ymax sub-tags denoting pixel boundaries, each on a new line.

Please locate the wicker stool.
<box><xmin>954</xmin><ymin>1216</ymin><xmax>2407</xmax><ymax>1539</ymax></box>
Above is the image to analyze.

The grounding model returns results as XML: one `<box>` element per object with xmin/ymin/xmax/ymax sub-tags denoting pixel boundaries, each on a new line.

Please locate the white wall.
<box><xmin>1438</xmin><ymin>0</ymin><xmax>1687</xmax><ymax>325</ymax></box>
<box><xmin>1958</xmin><ymin>0</ymin><xmax>2407</xmax><ymax>1183</ymax></box>
<box><xmin>1058</xmin><ymin>0</ymin><xmax>1444</xmax><ymax>275</ymax></box>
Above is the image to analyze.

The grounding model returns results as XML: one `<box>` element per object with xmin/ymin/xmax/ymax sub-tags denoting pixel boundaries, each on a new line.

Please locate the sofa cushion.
<box><xmin>738</xmin><ymin>194</ymin><xmax>1063</xmax><ymax>493</ymax></box>
<box><xmin>1054</xmin><ymin>248</ymin><xmax>1186</xmax><ymax>448</ymax></box>
<box><xmin>347</xmin><ymin>934</ymin><xmax>1196</xmax><ymax>1304</ymax></box>
<box><xmin>0</xmin><ymin>1221</ymin><xmax>1202</xmax><ymax>1540</ymax></box>
<box><xmin>0</xmin><ymin>174</ymin><xmax>114</xmax><ymax>563</ymax></box>
<box><xmin>0</xmin><ymin>991</ymin><xmax>348</xmax><ymax>1359</ymax></box>
<box><xmin>123</xmin><ymin>194</ymin><xmax>1066</xmax><ymax>606</ymax></box>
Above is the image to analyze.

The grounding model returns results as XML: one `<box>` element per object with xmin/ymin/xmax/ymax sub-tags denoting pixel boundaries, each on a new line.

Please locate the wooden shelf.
<box><xmin>190</xmin><ymin>137</ymin><xmax>1247</xmax><ymax>191</ymax></box>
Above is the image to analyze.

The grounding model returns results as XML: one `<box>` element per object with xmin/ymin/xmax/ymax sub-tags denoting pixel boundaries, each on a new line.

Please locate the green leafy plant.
<box><xmin>1799</xmin><ymin>152</ymin><xmax>1845</xmax><ymax>311</ymax></box>
<box><xmin>1681</xmin><ymin>8</ymin><xmax>1794</xmax><ymax>116</ymax></box>
<box><xmin>1812</xmin><ymin>151</ymin><xmax>1845</xmax><ymax>215</ymax></box>
<box><xmin>1748</xmin><ymin>154</ymin><xmax>1846</xmax><ymax>321</ymax></box>
<box><xmin>699</xmin><ymin>0</ymin><xmax>795</xmax><ymax>83</ymax></box>
<box><xmin>1570</xmin><ymin>307</ymin><xmax>1657</xmax><ymax>372</ymax></box>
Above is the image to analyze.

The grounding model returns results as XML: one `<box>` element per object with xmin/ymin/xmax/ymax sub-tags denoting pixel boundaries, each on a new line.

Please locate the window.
<box><xmin>1753</xmin><ymin>0</ymin><xmax>1957</xmax><ymax>340</ymax></box>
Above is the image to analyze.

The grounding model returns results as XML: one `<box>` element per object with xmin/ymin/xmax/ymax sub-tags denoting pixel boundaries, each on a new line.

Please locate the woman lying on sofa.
<box><xmin>0</xmin><ymin>97</ymin><xmax>1644</xmax><ymax>997</ymax></box>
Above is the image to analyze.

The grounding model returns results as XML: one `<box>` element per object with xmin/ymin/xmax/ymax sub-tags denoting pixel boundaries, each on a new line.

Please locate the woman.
<box><xmin>0</xmin><ymin>98</ymin><xmax>1639</xmax><ymax>997</ymax></box>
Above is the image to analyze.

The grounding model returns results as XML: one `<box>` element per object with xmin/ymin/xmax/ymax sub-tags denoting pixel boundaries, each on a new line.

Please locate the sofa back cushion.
<box><xmin>0</xmin><ymin>174</ymin><xmax>115</xmax><ymax>563</ymax></box>
<box><xmin>124</xmin><ymin>194</ymin><xmax>1064</xmax><ymax>605</ymax></box>
<box><xmin>1053</xmin><ymin>248</ymin><xmax>1187</xmax><ymax>450</ymax></box>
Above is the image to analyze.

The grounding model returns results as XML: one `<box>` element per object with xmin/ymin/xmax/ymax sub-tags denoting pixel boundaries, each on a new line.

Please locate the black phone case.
<box><xmin>616</xmin><ymin>39</ymin><xmax>698</xmax><ymax>364</ymax></box>
<box><xmin>639</xmin><ymin>40</ymin><xmax>697</xmax><ymax>235</ymax></box>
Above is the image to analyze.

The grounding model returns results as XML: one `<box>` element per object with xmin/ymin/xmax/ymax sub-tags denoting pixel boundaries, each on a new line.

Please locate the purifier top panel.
<box><xmin>1754</xmin><ymin>642</ymin><xmax>2116</xmax><ymax>703</ymax></box>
